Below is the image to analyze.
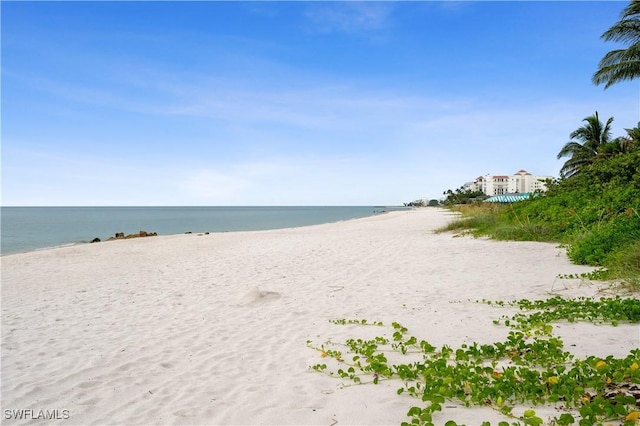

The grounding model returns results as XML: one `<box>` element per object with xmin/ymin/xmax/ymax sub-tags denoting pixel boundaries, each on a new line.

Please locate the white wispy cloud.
<box><xmin>303</xmin><ymin>2</ymin><xmax>393</xmax><ymax>35</ymax></box>
<box><xmin>184</xmin><ymin>159</ymin><xmax>394</xmax><ymax>205</ymax></box>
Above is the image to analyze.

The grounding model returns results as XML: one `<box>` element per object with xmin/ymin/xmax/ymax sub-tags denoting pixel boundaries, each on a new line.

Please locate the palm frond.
<box><xmin>593</xmin><ymin>60</ymin><xmax>640</xmax><ymax>88</ymax></box>
<box><xmin>597</xmin><ymin>44</ymin><xmax>640</xmax><ymax>68</ymax></box>
<box><xmin>593</xmin><ymin>43</ymin><xmax>640</xmax><ymax>88</ymax></box>
<box><xmin>594</xmin><ymin>1</ymin><xmax>640</xmax><ymax>88</ymax></box>
<box><xmin>621</xmin><ymin>0</ymin><xmax>640</xmax><ymax>19</ymax></box>
<box><xmin>558</xmin><ymin>112</ymin><xmax>614</xmax><ymax>179</ymax></box>
<box><xmin>601</xmin><ymin>19</ymin><xmax>640</xmax><ymax>44</ymax></box>
<box><xmin>557</xmin><ymin>141</ymin><xmax>591</xmax><ymax>159</ymax></box>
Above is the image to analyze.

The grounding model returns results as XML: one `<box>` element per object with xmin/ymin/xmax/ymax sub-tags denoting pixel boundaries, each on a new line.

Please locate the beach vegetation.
<box><xmin>308</xmin><ymin>297</ymin><xmax>640</xmax><ymax>426</ymax></box>
<box><xmin>442</xmin><ymin>187</ymin><xmax>488</xmax><ymax>206</ymax></box>
<box><xmin>438</xmin><ymin>147</ymin><xmax>640</xmax><ymax>291</ymax></box>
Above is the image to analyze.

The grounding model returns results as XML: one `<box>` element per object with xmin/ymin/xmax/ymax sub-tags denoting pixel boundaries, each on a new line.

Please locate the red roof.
<box><xmin>515</xmin><ymin>169</ymin><xmax>532</xmax><ymax>175</ymax></box>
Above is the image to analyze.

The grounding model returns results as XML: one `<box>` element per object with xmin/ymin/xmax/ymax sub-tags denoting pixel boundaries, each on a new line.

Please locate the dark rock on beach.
<box><xmin>132</xmin><ymin>230</ymin><xmax>157</xmax><ymax>238</ymax></box>
<box><xmin>107</xmin><ymin>231</ymin><xmax>158</xmax><ymax>241</ymax></box>
<box><xmin>90</xmin><ymin>238</ymin><xmax>101</xmax><ymax>243</ymax></box>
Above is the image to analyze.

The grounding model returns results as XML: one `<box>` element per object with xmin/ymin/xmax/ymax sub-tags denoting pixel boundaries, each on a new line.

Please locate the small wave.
<box><xmin>34</xmin><ymin>242</ymin><xmax>81</xmax><ymax>252</ymax></box>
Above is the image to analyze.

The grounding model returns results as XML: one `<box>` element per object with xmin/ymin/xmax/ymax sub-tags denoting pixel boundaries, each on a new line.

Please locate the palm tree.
<box><xmin>601</xmin><ymin>126</ymin><xmax>640</xmax><ymax>155</ymax></box>
<box><xmin>592</xmin><ymin>1</ymin><xmax>640</xmax><ymax>88</ymax></box>
<box><xmin>617</xmin><ymin>126</ymin><xmax>640</xmax><ymax>152</ymax></box>
<box><xmin>557</xmin><ymin>112</ymin><xmax>614</xmax><ymax>178</ymax></box>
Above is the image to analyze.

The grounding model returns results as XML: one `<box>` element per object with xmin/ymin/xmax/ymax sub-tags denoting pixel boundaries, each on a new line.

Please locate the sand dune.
<box><xmin>1</xmin><ymin>208</ymin><xmax>636</xmax><ymax>425</ymax></box>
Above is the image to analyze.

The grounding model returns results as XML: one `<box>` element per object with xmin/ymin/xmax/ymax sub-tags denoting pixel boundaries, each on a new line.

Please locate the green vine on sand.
<box><xmin>557</xmin><ymin>269</ymin><xmax>611</xmax><ymax>282</ymax></box>
<box><xmin>484</xmin><ymin>296</ymin><xmax>640</xmax><ymax>330</ymax></box>
<box><xmin>308</xmin><ymin>297</ymin><xmax>640</xmax><ymax>426</ymax></box>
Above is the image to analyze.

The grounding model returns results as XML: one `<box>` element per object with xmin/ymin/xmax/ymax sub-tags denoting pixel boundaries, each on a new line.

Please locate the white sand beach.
<box><xmin>1</xmin><ymin>208</ymin><xmax>637</xmax><ymax>425</ymax></box>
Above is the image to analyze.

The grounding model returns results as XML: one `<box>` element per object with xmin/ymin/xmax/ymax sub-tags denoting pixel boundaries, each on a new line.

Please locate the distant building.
<box><xmin>466</xmin><ymin>170</ymin><xmax>553</xmax><ymax>196</ymax></box>
<box><xmin>508</xmin><ymin>169</ymin><xmax>551</xmax><ymax>194</ymax></box>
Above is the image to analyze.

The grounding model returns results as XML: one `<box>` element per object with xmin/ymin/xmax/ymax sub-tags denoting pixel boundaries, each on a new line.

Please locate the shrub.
<box><xmin>567</xmin><ymin>215</ymin><xmax>640</xmax><ymax>265</ymax></box>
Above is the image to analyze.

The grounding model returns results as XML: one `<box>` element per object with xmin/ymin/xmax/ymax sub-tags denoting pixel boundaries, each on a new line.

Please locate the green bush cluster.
<box><xmin>567</xmin><ymin>215</ymin><xmax>640</xmax><ymax>266</ymax></box>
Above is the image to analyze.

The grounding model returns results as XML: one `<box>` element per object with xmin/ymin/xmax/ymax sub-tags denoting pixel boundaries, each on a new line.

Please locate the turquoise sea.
<box><xmin>0</xmin><ymin>206</ymin><xmax>400</xmax><ymax>256</ymax></box>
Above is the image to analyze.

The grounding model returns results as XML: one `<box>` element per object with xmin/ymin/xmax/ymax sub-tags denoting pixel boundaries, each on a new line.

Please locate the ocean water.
<box><xmin>0</xmin><ymin>206</ymin><xmax>397</xmax><ymax>256</ymax></box>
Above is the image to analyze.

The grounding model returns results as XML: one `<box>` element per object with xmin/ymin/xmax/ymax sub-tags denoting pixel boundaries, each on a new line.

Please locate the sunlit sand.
<box><xmin>2</xmin><ymin>208</ymin><xmax>634</xmax><ymax>425</ymax></box>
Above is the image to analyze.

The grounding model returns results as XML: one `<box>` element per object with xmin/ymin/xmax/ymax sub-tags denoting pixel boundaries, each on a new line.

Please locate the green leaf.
<box><xmin>557</xmin><ymin>413</ymin><xmax>575</xmax><ymax>425</ymax></box>
<box><xmin>407</xmin><ymin>407</ymin><xmax>421</xmax><ymax>417</ymax></box>
<box><xmin>419</xmin><ymin>411</ymin><xmax>432</xmax><ymax>422</ymax></box>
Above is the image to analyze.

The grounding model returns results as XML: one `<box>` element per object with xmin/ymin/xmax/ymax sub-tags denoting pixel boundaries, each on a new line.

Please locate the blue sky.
<box><xmin>2</xmin><ymin>1</ymin><xmax>638</xmax><ymax>206</ymax></box>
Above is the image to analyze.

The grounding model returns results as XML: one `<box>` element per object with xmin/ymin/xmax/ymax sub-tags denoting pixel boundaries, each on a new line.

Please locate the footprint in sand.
<box><xmin>238</xmin><ymin>287</ymin><xmax>281</xmax><ymax>306</ymax></box>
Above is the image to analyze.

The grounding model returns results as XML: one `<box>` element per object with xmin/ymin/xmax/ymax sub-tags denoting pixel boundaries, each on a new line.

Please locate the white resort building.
<box><xmin>464</xmin><ymin>170</ymin><xmax>553</xmax><ymax>196</ymax></box>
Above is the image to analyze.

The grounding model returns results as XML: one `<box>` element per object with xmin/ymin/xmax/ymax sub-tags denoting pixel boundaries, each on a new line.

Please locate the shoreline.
<box><xmin>0</xmin><ymin>211</ymin><xmax>395</xmax><ymax>258</ymax></box>
<box><xmin>2</xmin><ymin>208</ymin><xmax>634</xmax><ymax>425</ymax></box>
<box><xmin>0</xmin><ymin>205</ymin><xmax>401</xmax><ymax>257</ymax></box>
